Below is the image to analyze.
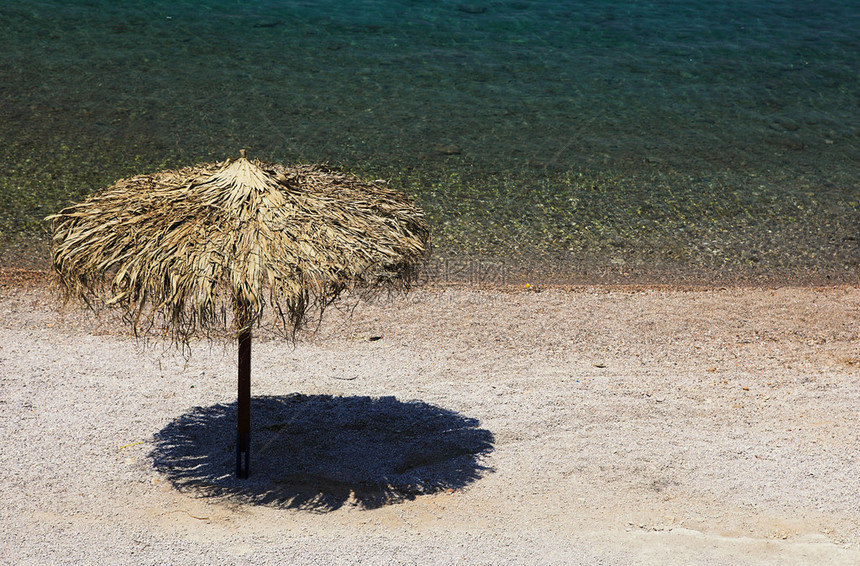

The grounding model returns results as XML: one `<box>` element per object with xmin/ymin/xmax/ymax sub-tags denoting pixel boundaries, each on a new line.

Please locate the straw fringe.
<box><xmin>48</xmin><ymin>155</ymin><xmax>430</xmax><ymax>342</ymax></box>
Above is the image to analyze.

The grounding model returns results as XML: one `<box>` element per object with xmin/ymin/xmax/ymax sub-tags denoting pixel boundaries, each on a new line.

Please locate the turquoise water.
<box><xmin>1</xmin><ymin>0</ymin><xmax>857</xmax><ymax>283</ymax></box>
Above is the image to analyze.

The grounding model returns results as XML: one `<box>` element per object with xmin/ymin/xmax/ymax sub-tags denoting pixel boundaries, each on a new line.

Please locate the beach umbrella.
<box><xmin>48</xmin><ymin>150</ymin><xmax>430</xmax><ymax>478</ymax></box>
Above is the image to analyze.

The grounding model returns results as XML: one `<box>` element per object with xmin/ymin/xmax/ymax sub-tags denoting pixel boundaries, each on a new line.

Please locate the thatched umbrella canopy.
<box><xmin>48</xmin><ymin>150</ymin><xmax>430</xmax><ymax>478</ymax></box>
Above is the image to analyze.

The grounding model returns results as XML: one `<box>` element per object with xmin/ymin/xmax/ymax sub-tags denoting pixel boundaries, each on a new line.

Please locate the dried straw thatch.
<box><xmin>49</xmin><ymin>150</ymin><xmax>429</xmax><ymax>478</ymax></box>
<box><xmin>48</xmin><ymin>151</ymin><xmax>430</xmax><ymax>341</ymax></box>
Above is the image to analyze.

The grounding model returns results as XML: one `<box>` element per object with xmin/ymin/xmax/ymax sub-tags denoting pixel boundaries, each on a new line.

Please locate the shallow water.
<box><xmin>1</xmin><ymin>0</ymin><xmax>857</xmax><ymax>282</ymax></box>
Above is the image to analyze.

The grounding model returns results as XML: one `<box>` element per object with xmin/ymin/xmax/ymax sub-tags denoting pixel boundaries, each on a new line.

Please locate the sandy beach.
<box><xmin>1</xmin><ymin>270</ymin><xmax>859</xmax><ymax>565</ymax></box>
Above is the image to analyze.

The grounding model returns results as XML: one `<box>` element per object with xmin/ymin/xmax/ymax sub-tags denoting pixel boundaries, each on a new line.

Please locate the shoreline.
<box><xmin>3</xmin><ymin>251</ymin><xmax>859</xmax><ymax>291</ymax></box>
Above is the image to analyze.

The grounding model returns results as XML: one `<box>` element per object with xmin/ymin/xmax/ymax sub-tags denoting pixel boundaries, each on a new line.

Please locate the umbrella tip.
<box><xmin>240</xmin><ymin>149</ymin><xmax>247</xmax><ymax>159</ymax></box>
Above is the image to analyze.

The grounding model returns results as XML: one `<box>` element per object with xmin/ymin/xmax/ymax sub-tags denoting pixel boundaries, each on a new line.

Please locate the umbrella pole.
<box><xmin>236</xmin><ymin>325</ymin><xmax>251</xmax><ymax>479</ymax></box>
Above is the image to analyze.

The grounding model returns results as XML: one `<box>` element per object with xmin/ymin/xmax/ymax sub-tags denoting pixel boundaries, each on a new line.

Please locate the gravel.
<box><xmin>1</xmin><ymin>279</ymin><xmax>859</xmax><ymax>565</ymax></box>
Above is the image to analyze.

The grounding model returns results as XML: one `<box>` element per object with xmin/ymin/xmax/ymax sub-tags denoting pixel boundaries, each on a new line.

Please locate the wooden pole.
<box><xmin>236</xmin><ymin>322</ymin><xmax>251</xmax><ymax>478</ymax></box>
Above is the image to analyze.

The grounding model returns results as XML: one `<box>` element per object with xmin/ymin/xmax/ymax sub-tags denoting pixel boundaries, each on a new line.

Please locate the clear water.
<box><xmin>1</xmin><ymin>0</ymin><xmax>857</xmax><ymax>283</ymax></box>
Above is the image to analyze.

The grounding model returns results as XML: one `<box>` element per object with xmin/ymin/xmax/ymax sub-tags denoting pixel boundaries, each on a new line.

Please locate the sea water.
<box><xmin>1</xmin><ymin>0</ymin><xmax>857</xmax><ymax>283</ymax></box>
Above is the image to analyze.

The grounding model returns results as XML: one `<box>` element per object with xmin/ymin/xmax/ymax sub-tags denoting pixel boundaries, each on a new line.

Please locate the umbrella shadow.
<box><xmin>150</xmin><ymin>394</ymin><xmax>495</xmax><ymax>511</ymax></box>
